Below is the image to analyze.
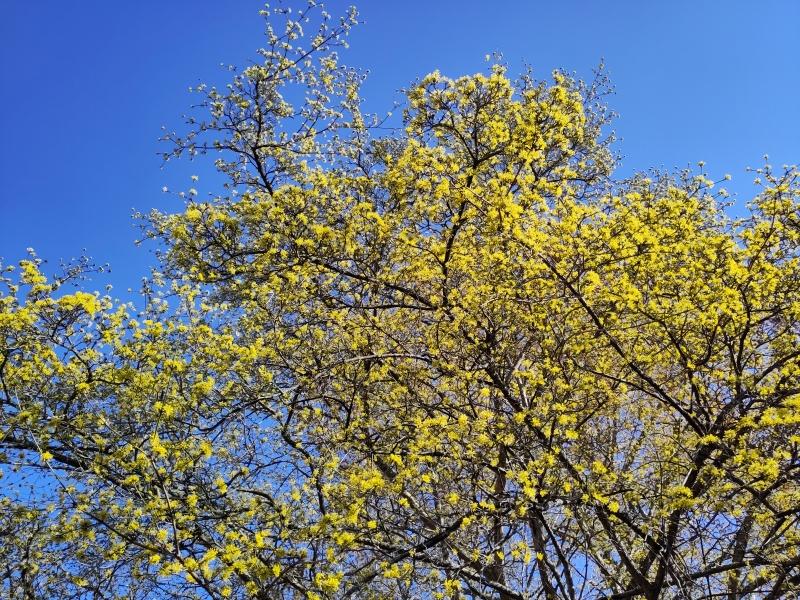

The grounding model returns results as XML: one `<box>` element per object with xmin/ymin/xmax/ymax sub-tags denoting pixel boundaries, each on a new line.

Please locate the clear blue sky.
<box><xmin>2</xmin><ymin>1</ymin><xmax>798</xmax><ymax>297</ymax></box>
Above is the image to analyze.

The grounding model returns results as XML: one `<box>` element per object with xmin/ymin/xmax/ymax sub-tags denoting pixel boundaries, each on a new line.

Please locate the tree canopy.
<box><xmin>2</xmin><ymin>3</ymin><xmax>800</xmax><ymax>599</ymax></box>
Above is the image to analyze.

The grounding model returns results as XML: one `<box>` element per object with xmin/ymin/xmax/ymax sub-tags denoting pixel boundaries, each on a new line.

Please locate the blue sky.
<box><xmin>2</xmin><ymin>1</ymin><xmax>798</xmax><ymax>297</ymax></box>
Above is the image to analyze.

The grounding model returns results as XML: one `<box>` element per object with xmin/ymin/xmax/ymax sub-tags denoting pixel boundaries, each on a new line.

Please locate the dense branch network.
<box><xmin>1</xmin><ymin>2</ymin><xmax>799</xmax><ymax>599</ymax></box>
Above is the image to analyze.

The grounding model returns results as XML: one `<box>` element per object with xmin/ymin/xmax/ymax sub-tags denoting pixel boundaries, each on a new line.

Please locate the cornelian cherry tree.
<box><xmin>2</xmin><ymin>3</ymin><xmax>800</xmax><ymax>599</ymax></box>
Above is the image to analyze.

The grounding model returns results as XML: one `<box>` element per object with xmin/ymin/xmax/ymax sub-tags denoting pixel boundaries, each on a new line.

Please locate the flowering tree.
<box><xmin>2</xmin><ymin>3</ymin><xmax>799</xmax><ymax>599</ymax></box>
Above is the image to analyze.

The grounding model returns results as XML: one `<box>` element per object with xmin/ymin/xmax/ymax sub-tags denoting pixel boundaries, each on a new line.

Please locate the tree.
<box><xmin>2</xmin><ymin>3</ymin><xmax>800</xmax><ymax>599</ymax></box>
